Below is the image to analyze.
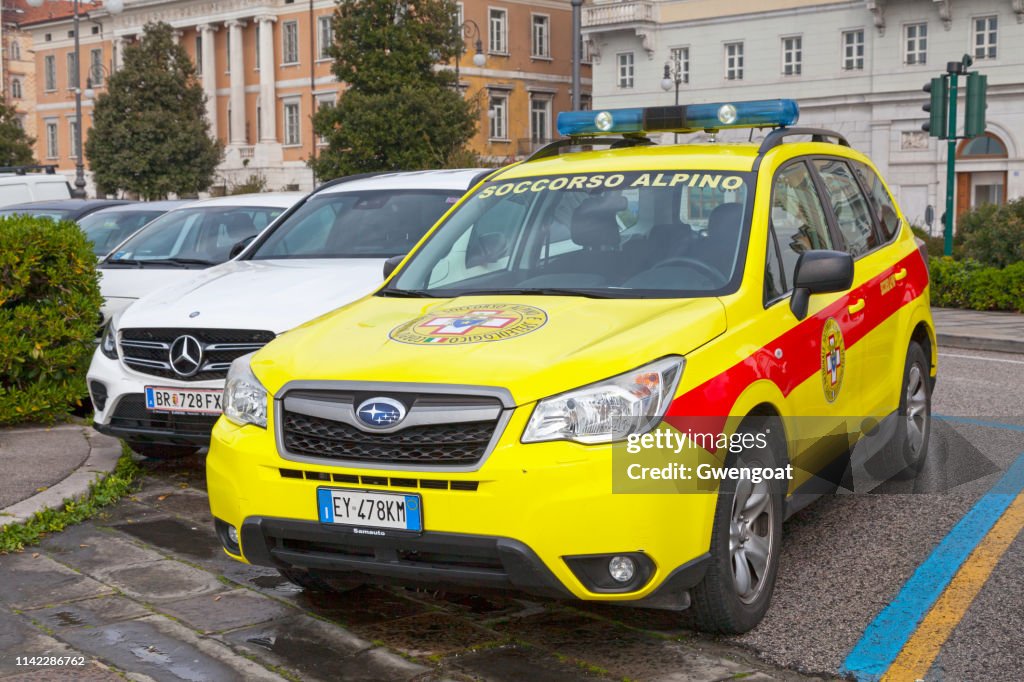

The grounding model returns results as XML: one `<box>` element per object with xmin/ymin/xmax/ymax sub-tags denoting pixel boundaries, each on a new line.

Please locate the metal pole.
<box><xmin>571</xmin><ymin>0</ymin><xmax>582</xmax><ymax>109</ymax></box>
<box><xmin>454</xmin><ymin>15</ymin><xmax>460</xmax><ymax>86</ymax></box>
<box><xmin>73</xmin><ymin>0</ymin><xmax>86</xmax><ymax>197</ymax></box>
<box><xmin>944</xmin><ymin>72</ymin><xmax>958</xmax><ymax>257</ymax></box>
<box><xmin>309</xmin><ymin>0</ymin><xmax>317</xmax><ymax>185</ymax></box>
<box><xmin>673</xmin><ymin>65</ymin><xmax>680</xmax><ymax>143</ymax></box>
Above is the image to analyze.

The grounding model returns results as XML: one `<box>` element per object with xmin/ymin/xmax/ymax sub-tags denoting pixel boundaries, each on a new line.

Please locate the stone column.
<box><xmin>198</xmin><ymin>24</ymin><xmax>218</xmax><ymax>140</ymax></box>
<box><xmin>225</xmin><ymin>19</ymin><xmax>247</xmax><ymax>146</ymax></box>
<box><xmin>256</xmin><ymin>15</ymin><xmax>277</xmax><ymax>143</ymax></box>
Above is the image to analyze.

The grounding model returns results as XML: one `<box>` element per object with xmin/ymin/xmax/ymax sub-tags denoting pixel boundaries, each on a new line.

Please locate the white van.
<box><xmin>0</xmin><ymin>167</ymin><xmax>72</xmax><ymax>207</ymax></box>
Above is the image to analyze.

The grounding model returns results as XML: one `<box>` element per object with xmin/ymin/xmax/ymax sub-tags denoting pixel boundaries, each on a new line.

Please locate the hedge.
<box><xmin>928</xmin><ymin>257</ymin><xmax>1024</xmax><ymax>313</ymax></box>
<box><xmin>0</xmin><ymin>215</ymin><xmax>103</xmax><ymax>425</ymax></box>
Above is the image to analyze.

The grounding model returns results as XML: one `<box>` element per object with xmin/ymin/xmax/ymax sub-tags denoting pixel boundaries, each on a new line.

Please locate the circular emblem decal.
<box><xmin>169</xmin><ymin>335</ymin><xmax>204</xmax><ymax>377</ymax></box>
<box><xmin>355</xmin><ymin>397</ymin><xmax>407</xmax><ymax>429</ymax></box>
<box><xmin>389</xmin><ymin>303</ymin><xmax>548</xmax><ymax>346</ymax></box>
<box><xmin>820</xmin><ymin>318</ymin><xmax>845</xmax><ymax>403</ymax></box>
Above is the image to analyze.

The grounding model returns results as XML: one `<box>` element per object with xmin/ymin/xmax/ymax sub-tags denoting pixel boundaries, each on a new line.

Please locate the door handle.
<box><xmin>848</xmin><ymin>298</ymin><xmax>866</xmax><ymax>315</ymax></box>
<box><xmin>893</xmin><ymin>267</ymin><xmax>908</xmax><ymax>281</ymax></box>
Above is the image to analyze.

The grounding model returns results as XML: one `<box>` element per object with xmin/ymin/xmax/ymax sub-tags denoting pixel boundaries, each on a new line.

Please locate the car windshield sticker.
<box><xmin>474</xmin><ymin>172</ymin><xmax>746</xmax><ymax>199</ymax></box>
<box><xmin>821</xmin><ymin>317</ymin><xmax>845</xmax><ymax>403</ymax></box>
<box><xmin>389</xmin><ymin>303</ymin><xmax>547</xmax><ymax>345</ymax></box>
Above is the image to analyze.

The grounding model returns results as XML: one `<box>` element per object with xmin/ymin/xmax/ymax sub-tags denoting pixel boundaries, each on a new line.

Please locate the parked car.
<box><xmin>97</xmin><ymin>193</ymin><xmax>303</xmax><ymax>324</ymax></box>
<box><xmin>88</xmin><ymin>170</ymin><xmax>489</xmax><ymax>459</ymax></box>
<box><xmin>0</xmin><ymin>198</ymin><xmax>133</xmax><ymax>222</ymax></box>
<box><xmin>0</xmin><ymin>166</ymin><xmax>71</xmax><ymax>207</ymax></box>
<box><xmin>78</xmin><ymin>201</ymin><xmax>191</xmax><ymax>258</ymax></box>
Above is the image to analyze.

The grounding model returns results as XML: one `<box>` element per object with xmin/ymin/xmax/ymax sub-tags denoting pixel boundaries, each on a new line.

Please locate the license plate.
<box><xmin>144</xmin><ymin>386</ymin><xmax>223</xmax><ymax>415</ymax></box>
<box><xmin>317</xmin><ymin>488</ymin><xmax>422</xmax><ymax>532</ymax></box>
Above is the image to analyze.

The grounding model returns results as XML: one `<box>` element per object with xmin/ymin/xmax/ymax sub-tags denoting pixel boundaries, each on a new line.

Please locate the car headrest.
<box><xmin>223</xmin><ymin>212</ymin><xmax>254</xmax><ymax>241</ymax></box>
<box><xmin>570</xmin><ymin>194</ymin><xmax>626</xmax><ymax>249</ymax></box>
<box><xmin>707</xmin><ymin>202</ymin><xmax>743</xmax><ymax>239</ymax></box>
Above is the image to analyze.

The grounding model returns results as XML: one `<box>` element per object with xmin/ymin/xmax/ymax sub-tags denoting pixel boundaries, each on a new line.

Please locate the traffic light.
<box><xmin>964</xmin><ymin>72</ymin><xmax>988</xmax><ymax>138</ymax></box>
<box><xmin>922</xmin><ymin>76</ymin><xmax>947</xmax><ymax>138</ymax></box>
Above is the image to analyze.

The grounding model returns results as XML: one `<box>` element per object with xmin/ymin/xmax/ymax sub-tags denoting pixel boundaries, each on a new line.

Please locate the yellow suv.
<box><xmin>207</xmin><ymin>100</ymin><xmax>935</xmax><ymax>633</ymax></box>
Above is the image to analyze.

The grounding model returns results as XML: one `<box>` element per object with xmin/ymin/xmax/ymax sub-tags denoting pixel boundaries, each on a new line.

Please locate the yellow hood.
<box><xmin>253</xmin><ymin>295</ymin><xmax>727</xmax><ymax>406</ymax></box>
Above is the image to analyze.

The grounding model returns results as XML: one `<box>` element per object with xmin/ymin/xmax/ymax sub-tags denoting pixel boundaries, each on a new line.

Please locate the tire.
<box><xmin>688</xmin><ymin>416</ymin><xmax>786</xmax><ymax>634</ymax></box>
<box><xmin>886</xmin><ymin>342</ymin><xmax>932</xmax><ymax>480</ymax></box>
<box><xmin>127</xmin><ymin>441</ymin><xmax>201</xmax><ymax>460</ymax></box>
<box><xmin>278</xmin><ymin>568</ymin><xmax>362</xmax><ymax>593</ymax></box>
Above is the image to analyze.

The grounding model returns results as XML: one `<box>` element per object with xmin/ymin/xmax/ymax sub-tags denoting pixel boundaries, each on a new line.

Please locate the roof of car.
<box><xmin>86</xmin><ymin>200</ymin><xmax>192</xmax><ymax>214</ymax></box>
<box><xmin>178</xmin><ymin>192</ymin><xmax>305</xmax><ymax>209</ymax></box>
<box><xmin>2</xmin><ymin>199</ymin><xmax>133</xmax><ymax>210</ymax></box>
<box><xmin>317</xmin><ymin>169</ymin><xmax>491</xmax><ymax>195</ymax></box>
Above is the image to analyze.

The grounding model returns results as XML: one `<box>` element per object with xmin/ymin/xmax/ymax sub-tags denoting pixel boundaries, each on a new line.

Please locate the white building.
<box><xmin>583</xmin><ymin>0</ymin><xmax>1024</xmax><ymax>228</ymax></box>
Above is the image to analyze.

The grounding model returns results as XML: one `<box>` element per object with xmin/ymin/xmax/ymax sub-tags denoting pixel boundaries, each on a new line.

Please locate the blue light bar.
<box><xmin>556</xmin><ymin>99</ymin><xmax>800</xmax><ymax>137</ymax></box>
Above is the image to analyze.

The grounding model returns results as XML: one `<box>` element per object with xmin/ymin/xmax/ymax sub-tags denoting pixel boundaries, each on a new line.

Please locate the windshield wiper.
<box><xmin>103</xmin><ymin>258</ymin><xmax>142</xmax><ymax>267</ymax></box>
<box><xmin>145</xmin><ymin>257</ymin><xmax>217</xmax><ymax>266</ymax></box>
<box><xmin>451</xmin><ymin>288</ymin><xmax>617</xmax><ymax>299</ymax></box>
<box><xmin>377</xmin><ymin>288</ymin><xmax>442</xmax><ymax>298</ymax></box>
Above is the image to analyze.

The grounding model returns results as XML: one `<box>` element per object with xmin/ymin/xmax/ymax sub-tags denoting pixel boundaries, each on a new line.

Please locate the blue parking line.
<box><xmin>934</xmin><ymin>415</ymin><xmax>1024</xmax><ymax>433</ymax></box>
<box><xmin>841</xmin><ymin>450</ymin><xmax>1024</xmax><ymax>680</ymax></box>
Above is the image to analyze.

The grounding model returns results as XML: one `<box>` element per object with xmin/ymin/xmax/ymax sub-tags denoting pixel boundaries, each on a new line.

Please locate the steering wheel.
<box><xmin>651</xmin><ymin>256</ymin><xmax>728</xmax><ymax>287</ymax></box>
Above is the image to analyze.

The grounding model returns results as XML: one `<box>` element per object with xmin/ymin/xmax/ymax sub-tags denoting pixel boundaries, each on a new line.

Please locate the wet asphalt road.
<box><xmin>1</xmin><ymin>349</ymin><xmax>1021</xmax><ymax>681</ymax></box>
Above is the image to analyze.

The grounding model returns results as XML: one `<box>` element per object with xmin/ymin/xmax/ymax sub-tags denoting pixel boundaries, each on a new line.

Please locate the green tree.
<box><xmin>85</xmin><ymin>22</ymin><xmax>222</xmax><ymax>199</ymax></box>
<box><xmin>312</xmin><ymin>0</ymin><xmax>478</xmax><ymax>179</ymax></box>
<box><xmin>0</xmin><ymin>99</ymin><xmax>35</xmax><ymax>167</ymax></box>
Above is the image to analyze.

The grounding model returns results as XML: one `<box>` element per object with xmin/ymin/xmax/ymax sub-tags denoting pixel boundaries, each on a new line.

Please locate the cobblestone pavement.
<box><xmin>0</xmin><ymin>458</ymin><xmax>823</xmax><ymax>682</ymax></box>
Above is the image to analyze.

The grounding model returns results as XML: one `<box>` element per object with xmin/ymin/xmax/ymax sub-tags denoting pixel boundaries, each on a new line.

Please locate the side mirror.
<box><xmin>790</xmin><ymin>250</ymin><xmax>854</xmax><ymax>320</ymax></box>
<box><xmin>383</xmin><ymin>254</ymin><xmax>405</xmax><ymax>280</ymax></box>
<box><xmin>229</xmin><ymin>235</ymin><xmax>256</xmax><ymax>259</ymax></box>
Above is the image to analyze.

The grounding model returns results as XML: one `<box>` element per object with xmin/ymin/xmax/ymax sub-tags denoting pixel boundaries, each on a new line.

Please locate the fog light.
<box><xmin>608</xmin><ymin>555</ymin><xmax>635</xmax><ymax>583</ymax></box>
<box><xmin>227</xmin><ymin>525</ymin><xmax>239</xmax><ymax>546</ymax></box>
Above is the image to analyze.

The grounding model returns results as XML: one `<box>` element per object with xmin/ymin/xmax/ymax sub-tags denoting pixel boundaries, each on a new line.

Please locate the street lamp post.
<box><xmin>25</xmin><ymin>0</ymin><xmax>123</xmax><ymax>198</ymax></box>
<box><xmin>453</xmin><ymin>19</ymin><xmax>485</xmax><ymax>86</ymax></box>
<box><xmin>660</xmin><ymin>55</ymin><xmax>683</xmax><ymax>142</ymax></box>
<box><xmin>571</xmin><ymin>0</ymin><xmax>582</xmax><ymax>110</ymax></box>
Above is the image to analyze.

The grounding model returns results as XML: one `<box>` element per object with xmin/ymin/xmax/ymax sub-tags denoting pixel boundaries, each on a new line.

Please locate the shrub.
<box><xmin>954</xmin><ymin>198</ymin><xmax>1024</xmax><ymax>268</ymax></box>
<box><xmin>929</xmin><ymin>257</ymin><xmax>1024</xmax><ymax>312</ymax></box>
<box><xmin>0</xmin><ymin>215</ymin><xmax>103</xmax><ymax>425</ymax></box>
<box><xmin>911</xmin><ymin>225</ymin><xmax>948</xmax><ymax>259</ymax></box>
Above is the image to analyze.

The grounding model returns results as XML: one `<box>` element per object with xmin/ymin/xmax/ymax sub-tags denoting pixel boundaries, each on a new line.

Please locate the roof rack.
<box><xmin>0</xmin><ymin>164</ymin><xmax>59</xmax><ymax>175</ymax></box>
<box><xmin>757</xmin><ymin>127</ymin><xmax>850</xmax><ymax>155</ymax></box>
<box><xmin>526</xmin><ymin>135</ymin><xmax>655</xmax><ymax>163</ymax></box>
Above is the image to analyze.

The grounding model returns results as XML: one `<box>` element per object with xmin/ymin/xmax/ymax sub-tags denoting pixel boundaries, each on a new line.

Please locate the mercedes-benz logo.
<box><xmin>169</xmin><ymin>335</ymin><xmax>204</xmax><ymax>377</ymax></box>
<box><xmin>355</xmin><ymin>397</ymin><xmax>407</xmax><ymax>429</ymax></box>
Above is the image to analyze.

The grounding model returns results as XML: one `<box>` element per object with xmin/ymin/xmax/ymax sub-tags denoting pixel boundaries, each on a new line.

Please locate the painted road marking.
<box><xmin>938</xmin><ymin>352</ymin><xmax>1024</xmax><ymax>366</ymax></box>
<box><xmin>841</xmin><ymin>450</ymin><xmax>1024</xmax><ymax>680</ymax></box>
<box><xmin>882</xmin><ymin>491</ymin><xmax>1024</xmax><ymax>681</ymax></box>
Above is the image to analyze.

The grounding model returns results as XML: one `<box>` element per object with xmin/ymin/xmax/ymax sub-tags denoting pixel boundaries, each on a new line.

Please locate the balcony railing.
<box><xmin>583</xmin><ymin>1</ymin><xmax>654</xmax><ymax>27</ymax></box>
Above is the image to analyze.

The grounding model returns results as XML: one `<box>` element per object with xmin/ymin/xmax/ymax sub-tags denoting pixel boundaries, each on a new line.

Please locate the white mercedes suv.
<box><xmin>88</xmin><ymin>169</ymin><xmax>490</xmax><ymax>458</ymax></box>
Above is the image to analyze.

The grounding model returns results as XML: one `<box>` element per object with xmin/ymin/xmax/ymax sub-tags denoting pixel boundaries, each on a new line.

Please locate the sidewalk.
<box><xmin>0</xmin><ymin>423</ymin><xmax>121</xmax><ymax>529</ymax></box>
<box><xmin>932</xmin><ymin>307</ymin><xmax>1024</xmax><ymax>354</ymax></box>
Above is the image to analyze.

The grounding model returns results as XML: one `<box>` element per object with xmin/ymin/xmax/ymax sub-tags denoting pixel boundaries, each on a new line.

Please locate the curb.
<box><xmin>0</xmin><ymin>427</ymin><xmax>122</xmax><ymax>530</ymax></box>
<box><xmin>937</xmin><ymin>333</ymin><xmax>1024</xmax><ymax>355</ymax></box>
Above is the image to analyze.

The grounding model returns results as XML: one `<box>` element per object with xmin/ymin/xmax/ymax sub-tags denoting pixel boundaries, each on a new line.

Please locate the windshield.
<box><xmin>0</xmin><ymin>208</ymin><xmax>72</xmax><ymax>221</ymax></box>
<box><xmin>251</xmin><ymin>190</ymin><xmax>463</xmax><ymax>260</ymax></box>
<box><xmin>79</xmin><ymin>209</ymin><xmax>166</xmax><ymax>257</ymax></box>
<box><xmin>388</xmin><ymin>170</ymin><xmax>752</xmax><ymax>298</ymax></box>
<box><xmin>105</xmin><ymin>205</ymin><xmax>284</xmax><ymax>266</ymax></box>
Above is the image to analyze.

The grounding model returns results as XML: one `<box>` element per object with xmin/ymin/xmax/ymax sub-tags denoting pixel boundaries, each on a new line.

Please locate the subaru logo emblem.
<box><xmin>355</xmin><ymin>397</ymin><xmax>406</xmax><ymax>429</ymax></box>
<box><xmin>168</xmin><ymin>335</ymin><xmax>204</xmax><ymax>377</ymax></box>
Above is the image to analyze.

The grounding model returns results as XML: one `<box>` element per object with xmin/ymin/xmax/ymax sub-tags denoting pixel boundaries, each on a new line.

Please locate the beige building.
<box><xmin>1</xmin><ymin>0</ymin><xmax>41</xmax><ymax>145</ymax></box>
<box><xmin>23</xmin><ymin>0</ymin><xmax>590</xmax><ymax>195</ymax></box>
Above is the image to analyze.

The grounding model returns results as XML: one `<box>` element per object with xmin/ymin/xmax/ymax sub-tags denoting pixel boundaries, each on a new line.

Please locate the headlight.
<box><xmin>522</xmin><ymin>356</ymin><xmax>684</xmax><ymax>444</ymax></box>
<box><xmin>100</xmin><ymin>321</ymin><xmax>118</xmax><ymax>360</ymax></box>
<box><xmin>223</xmin><ymin>353</ymin><xmax>268</xmax><ymax>428</ymax></box>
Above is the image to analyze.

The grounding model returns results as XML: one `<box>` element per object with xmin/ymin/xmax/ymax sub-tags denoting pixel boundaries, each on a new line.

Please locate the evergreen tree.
<box><xmin>312</xmin><ymin>0</ymin><xmax>478</xmax><ymax>179</ymax></box>
<box><xmin>85</xmin><ymin>22</ymin><xmax>222</xmax><ymax>199</ymax></box>
<box><xmin>0</xmin><ymin>99</ymin><xmax>35</xmax><ymax>167</ymax></box>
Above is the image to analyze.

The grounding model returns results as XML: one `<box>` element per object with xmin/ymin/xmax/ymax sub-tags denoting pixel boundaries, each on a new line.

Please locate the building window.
<box><xmin>316</xmin><ymin>95</ymin><xmax>334</xmax><ymax>144</ymax></box>
<box><xmin>670</xmin><ymin>47</ymin><xmax>689</xmax><ymax>84</ymax></box>
<box><xmin>725</xmin><ymin>42</ymin><xmax>744</xmax><ymax>80</ymax></box>
<box><xmin>10</xmin><ymin>40</ymin><xmax>20</xmax><ymax>61</ymax></box>
<box><xmin>904</xmin><ymin>23</ymin><xmax>927</xmax><ymax>65</ymax></box>
<box><xmin>226</xmin><ymin>31</ymin><xmax>231</xmax><ymax>72</ymax></box>
<box><xmin>69</xmin><ymin>119</ymin><xmax>80</xmax><ymax>158</ymax></box>
<box><xmin>488</xmin><ymin>9</ymin><xmax>507</xmax><ymax>54</ymax></box>
<box><xmin>45</xmin><ymin>120</ymin><xmax>59</xmax><ymax>158</ymax></box>
<box><xmin>842</xmin><ymin>29</ymin><xmax>864</xmax><ymax>70</ymax></box>
<box><xmin>255</xmin><ymin>22</ymin><xmax>261</xmax><ymax>69</ymax></box>
<box><xmin>488</xmin><ymin>92</ymin><xmax>508</xmax><ymax>140</ymax></box>
<box><xmin>195</xmin><ymin>35</ymin><xmax>203</xmax><ymax>74</ymax></box>
<box><xmin>44</xmin><ymin>55</ymin><xmax>57</xmax><ymax>91</ymax></box>
<box><xmin>283</xmin><ymin>21</ymin><xmax>299</xmax><ymax>64</ymax></box>
<box><xmin>455</xmin><ymin>2</ymin><xmax>464</xmax><ymax>28</ymax></box>
<box><xmin>782</xmin><ymin>36</ymin><xmax>802</xmax><ymax>76</ymax></box>
<box><xmin>318</xmin><ymin>16</ymin><xmax>334</xmax><ymax>60</ymax></box>
<box><xmin>531</xmin><ymin>15</ymin><xmax>550</xmax><ymax>58</ymax></box>
<box><xmin>284</xmin><ymin>101</ymin><xmax>301</xmax><ymax>145</ymax></box>
<box><xmin>530</xmin><ymin>95</ymin><xmax>551</xmax><ymax>143</ymax></box>
<box><xmin>67</xmin><ymin>52</ymin><xmax>79</xmax><ymax>89</ymax></box>
<box><xmin>617</xmin><ymin>52</ymin><xmax>634</xmax><ymax>88</ymax></box>
<box><xmin>973</xmin><ymin>16</ymin><xmax>997</xmax><ymax>60</ymax></box>
<box><xmin>10</xmin><ymin>78</ymin><xmax>22</xmax><ymax>99</ymax></box>
<box><xmin>89</xmin><ymin>48</ymin><xmax>103</xmax><ymax>86</ymax></box>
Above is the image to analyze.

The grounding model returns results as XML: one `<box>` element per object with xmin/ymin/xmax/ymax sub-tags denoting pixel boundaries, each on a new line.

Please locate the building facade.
<box><xmin>23</xmin><ymin>0</ymin><xmax>590</xmax><ymax>195</ymax></box>
<box><xmin>583</xmin><ymin>0</ymin><xmax>1024</xmax><ymax>229</ymax></box>
<box><xmin>2</xmin><ymin>0</ymin><xmax>41</xmax><ymax>144</ymax></box>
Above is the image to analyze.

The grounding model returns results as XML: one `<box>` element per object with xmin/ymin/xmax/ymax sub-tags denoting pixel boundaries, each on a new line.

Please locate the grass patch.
<box><xmin>0</xmin><ymin>450</ymin><xmax>141</xmax><ymax>553</ymax></box>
